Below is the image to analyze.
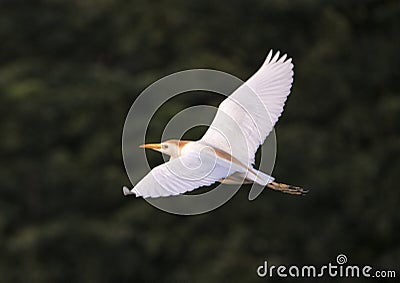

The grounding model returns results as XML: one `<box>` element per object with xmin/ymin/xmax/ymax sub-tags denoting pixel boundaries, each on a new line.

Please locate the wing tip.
<box><xmin>123</xmin><ymin>186</ymin><xmax>138</xmax><ymax>196</ymax></box>
<box><xmin>265</xmin><ymin>49</ymin><xmax>273</xmax><ymax>64</ymax></box>
<box><xmin>123</xmin><ymin>185</ymin><xmax>178</xmax><ymax>199</ymax></box>
<box><xmin>272</xmin><ymin>51</ymin><xmax>280</xmax><ymax>63</ymax></box>
<box><xmin>264</xmin><ymin>49</ymin><xmax>293</xmax><ymax>66</ymax></box>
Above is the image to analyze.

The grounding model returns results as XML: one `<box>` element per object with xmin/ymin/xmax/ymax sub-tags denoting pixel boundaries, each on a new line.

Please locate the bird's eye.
<box><xmin>163</xmin><ymin>144</ymin><xmax>168</xmax><ymax>149</ymax></box>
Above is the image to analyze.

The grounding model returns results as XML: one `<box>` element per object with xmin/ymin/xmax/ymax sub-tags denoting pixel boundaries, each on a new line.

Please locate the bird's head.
<box><xmin>139</xmin><ymin>139</ymin><xmax>181</xmax><ymax>157</ymax></box>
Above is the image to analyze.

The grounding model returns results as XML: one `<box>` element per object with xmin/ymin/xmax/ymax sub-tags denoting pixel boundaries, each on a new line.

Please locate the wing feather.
<box><xmin>125</xmin><ymin>150</ymin><xmax>233</xmax><ymax>198</ymax></box>
<box><xmin>201</xmin><ymin>50</ymin><xmax>294</xmax><ymax>165</ymax></box>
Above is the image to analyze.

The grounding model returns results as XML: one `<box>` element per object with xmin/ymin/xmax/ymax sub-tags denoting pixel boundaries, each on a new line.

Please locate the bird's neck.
<box><xmin>175</xmin><ymin>140</ymin><xmax>193</xmax><ymax>157</ymax></box>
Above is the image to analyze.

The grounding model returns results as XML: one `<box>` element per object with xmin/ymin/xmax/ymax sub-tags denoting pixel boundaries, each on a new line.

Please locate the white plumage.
<box><xmin>201</xmin><ymin>50</ymin><xmax>294</xmax><ymax>165</ymax></box>
<box><xmin>123</xmin><ymin>50</ymin><xmax>306</xmax><ymax>198</ymax></box>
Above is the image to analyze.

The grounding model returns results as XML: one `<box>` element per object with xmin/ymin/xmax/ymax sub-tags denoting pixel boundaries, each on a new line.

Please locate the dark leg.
<box><xmin>267</xmin><ymin>181</ymin><xmax>309</xmax><ymax>195</ymax></box>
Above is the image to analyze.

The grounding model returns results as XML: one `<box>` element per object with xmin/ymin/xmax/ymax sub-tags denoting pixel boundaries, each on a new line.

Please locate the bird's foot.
<box><xmin>267</xmin><ymin>181</ymin><xmax>308</xmax><ymax>196</ymax></box>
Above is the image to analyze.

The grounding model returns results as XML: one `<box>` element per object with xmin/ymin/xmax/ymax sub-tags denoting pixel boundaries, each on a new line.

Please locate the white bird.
<box><xmin>123</xmin><ymin>50</ymin><xmax>307</xmax><ymax>198</ymax></box>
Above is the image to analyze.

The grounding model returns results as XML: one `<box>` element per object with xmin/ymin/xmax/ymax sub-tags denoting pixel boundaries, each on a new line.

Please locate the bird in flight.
<box><xmin>123</xmin><ymin>50</ymin><xmax>307</xmax><ymax>198</ymax></box>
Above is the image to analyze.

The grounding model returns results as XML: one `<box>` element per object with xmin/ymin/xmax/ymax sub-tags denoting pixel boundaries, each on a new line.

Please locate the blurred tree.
<box><xmin>0</xmin><ymin>0</ymin><xmax>399</xmax><ymax>282</ymax></box>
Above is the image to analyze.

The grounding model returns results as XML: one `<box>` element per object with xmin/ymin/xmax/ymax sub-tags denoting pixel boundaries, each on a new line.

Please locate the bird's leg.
<box><xmin>267</xmin><ymin>181</ymin><xmax>308</xmax><ymax>195</ymax></box>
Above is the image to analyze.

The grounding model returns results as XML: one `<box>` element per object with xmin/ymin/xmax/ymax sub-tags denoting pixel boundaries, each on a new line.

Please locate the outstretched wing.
<box><xmin>123</xmin><ymin>150</ymin><xmax>232</xmax><ymax>198</ymax></box>
<box><xmin>201</xmin><ymin>50</ymin><xmax>294</xmax><ymax>165</ymax></box>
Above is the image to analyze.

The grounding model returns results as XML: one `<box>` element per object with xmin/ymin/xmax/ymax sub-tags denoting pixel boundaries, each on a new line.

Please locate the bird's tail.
<box><xmin>247</xmin><ymin>168</ymin><xmax>308</xmax><ymax>195</ymax></box>
<box><xmin>246</xmin><ymin>168</ymin><xmax>275</xmax><ymax>186</ymax></box>
<box><xmin>219</xmin><ymin>169</ymin><xmax>274</xmax><ymax>185</ymax></box>
<box><xmin>221</xmin><ymin>168</ymin><xmax>308</xmax><ymax>196</ymax></box>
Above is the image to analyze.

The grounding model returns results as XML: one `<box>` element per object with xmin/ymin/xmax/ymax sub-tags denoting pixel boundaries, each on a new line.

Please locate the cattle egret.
<box><xmin>123</xmin><ymin>50</ymin><xmax>307</xmax><ymax>198</ymax></box>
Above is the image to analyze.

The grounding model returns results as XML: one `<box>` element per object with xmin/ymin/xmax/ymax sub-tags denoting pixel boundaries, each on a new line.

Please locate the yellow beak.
<box><xmin>139</xmin><ymin>143</ymin><xmax>162</xmax><ymax>151</ymax></box>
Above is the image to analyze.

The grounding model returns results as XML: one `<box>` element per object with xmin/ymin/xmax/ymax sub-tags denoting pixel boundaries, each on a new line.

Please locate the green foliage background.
<box><xmin>1</xmin><ymin>0</ymin><xmax>399</xmax><ymax>282</ymax></box>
